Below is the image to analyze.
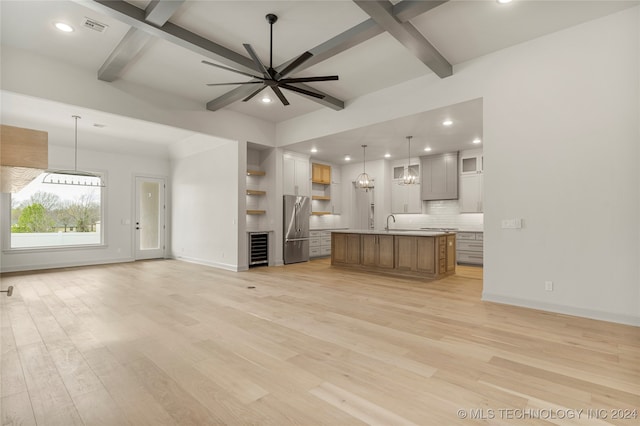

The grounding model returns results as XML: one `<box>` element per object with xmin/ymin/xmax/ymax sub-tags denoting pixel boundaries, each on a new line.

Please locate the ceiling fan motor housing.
<box><xmin>265</xmin><ymin>14</ymin><xmax>278</xmax><ymax>24</ymax></box>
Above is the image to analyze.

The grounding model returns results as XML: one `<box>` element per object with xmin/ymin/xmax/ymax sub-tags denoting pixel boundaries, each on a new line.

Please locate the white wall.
<box><xmin>1</xmin><ymin>45</ymin><xmax>277</xmax><ymax>147</ymax></box>
<box><xmin>279</xmin><ymin>8</ymin><xmax>640</xmax><ymax>325</ymax></box>
<box><xmin>1</xmin><ymin>144</ymin><xmax>170</xmax><ymax>272</ymax></box>
<box><xmin>171</xmin><ymin>140</ymin><xmax>241</xmax><ymax>271</ymax></box>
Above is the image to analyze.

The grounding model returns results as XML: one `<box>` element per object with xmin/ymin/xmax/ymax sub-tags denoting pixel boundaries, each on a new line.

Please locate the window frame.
<box><xmin>3</xmin><ymin>171</ymin><xmax>108</xmax><ymax>252</ymax></box>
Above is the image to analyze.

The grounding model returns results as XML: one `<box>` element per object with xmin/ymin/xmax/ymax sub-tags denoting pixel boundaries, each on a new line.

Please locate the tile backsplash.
<box><xmin>393</xmin><ymin>200</ymin><xmax>484</xmax><ymax>231</ymax></box>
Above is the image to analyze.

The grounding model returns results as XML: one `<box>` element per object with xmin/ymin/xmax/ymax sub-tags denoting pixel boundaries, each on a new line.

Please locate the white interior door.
<box><xmin>135</xmin><ymin>176</ymin><xmax>165</xmax><ymax>260</ymax></box>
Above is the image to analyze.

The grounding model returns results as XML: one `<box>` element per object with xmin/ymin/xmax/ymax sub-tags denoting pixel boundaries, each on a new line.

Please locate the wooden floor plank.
<box><xmin>1</xmin><ymin>259</ymin><xmax>638</xmax><ymax>425</ymax></box>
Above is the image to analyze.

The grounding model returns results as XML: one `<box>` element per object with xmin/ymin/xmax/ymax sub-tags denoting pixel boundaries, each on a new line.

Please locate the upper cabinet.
<box><xmin>311</xmin><ymin>162</ymin><xmax>341</xmax><ymax>215</ymax></box>
<box><xmin>283</xmin><ymin>152</ymin><xmax>310</xmax><ymax>196</ymax></box>
<box><xmin>311</xmin><ymin>163</ymin><xmax>331</xmax><ymax>185</ymax></box>
<box><xmin>391</xmin><ymin>160</ymin><xmax>421</xmax><ymax>214</ymax></box>
<box><xmin>421</xmin><ymin>152</ymin><xmax>458</xmax><ymax>201</ymax></box>
<box><xmin>459</xmin><ymin>150</ymin><xmax>483</xmax><ymax>213</ymax></box>
<box><xmin>460</xmin><ymin>153</ymin><xmax>483</xmax><ymax>175</ymax></box>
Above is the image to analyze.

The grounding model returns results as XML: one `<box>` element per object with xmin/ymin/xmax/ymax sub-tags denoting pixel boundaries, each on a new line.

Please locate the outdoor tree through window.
<box><xmin>10</xmin><ymin>173</ymin><xmax>103</xmax><ymax>248</ymax></box>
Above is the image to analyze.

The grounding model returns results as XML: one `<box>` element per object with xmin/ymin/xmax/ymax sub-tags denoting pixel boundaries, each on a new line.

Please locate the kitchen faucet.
<box><xmin>385</xmin><ymin>214</ymin><xmax>396</xmax><ymax>231</ymax></box>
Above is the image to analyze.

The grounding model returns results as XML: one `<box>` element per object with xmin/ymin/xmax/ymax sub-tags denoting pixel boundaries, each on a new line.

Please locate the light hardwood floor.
<box><xmin>1</xmin><ymin>259</ymin><xmax>638</xmax><ymax>425</ymax></box>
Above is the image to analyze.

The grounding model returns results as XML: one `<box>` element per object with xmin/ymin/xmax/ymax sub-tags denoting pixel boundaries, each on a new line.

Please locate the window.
<box><xmin>9</xmin><ymin>172</ymin><xmax>104</xmax><ymax>249</ymax></box>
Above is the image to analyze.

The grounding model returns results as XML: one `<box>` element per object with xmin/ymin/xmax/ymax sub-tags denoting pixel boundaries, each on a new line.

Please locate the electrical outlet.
<box><xmin>545</xmin><ymin>281</ymin><xmax>553</xmax><ymax>291</ymax></box>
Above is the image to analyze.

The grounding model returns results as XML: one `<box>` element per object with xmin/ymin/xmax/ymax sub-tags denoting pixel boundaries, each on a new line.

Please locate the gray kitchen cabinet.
<box><xmin>391</xmin><ymin>181</ymin><xmax>421</xmax><ymax>214</ymax></box>
<box><xmin>459</xmin><ymin>173</ymin><xmax>483</xmax><ymax>213</ymax></box>
<box><xmin>459</xmin><ymin>150</ymin><xmax>483</xmax><ymax>213</ymax></box>
<box><xmin>460</xmin><ymin>152</ymin><xmax>483</xmax><ymax>175</ymax></box>
<box><xmin>283</xmin><ymin>152</ymin><xmax>309</xmax><ymax>196</ymax></box>
<box><xmin>456</xmin><ymin>232</ymin><xmax>483</xmax><ymax>265</ymax></box>
<box><xmin>391</xmin><ymin>161</ymin><xmax>421</xmax><ymax>214</ymax></box>
<box><xmin>421</xmin><ymin>152</ymin><xmax>458</xmax><ymax>200</ymax></box>
<box><xmin>310</xmin><ymin>230</ymin><xmax>333</xmax><ymax>258</ymax></box>
<box><xmin>330</xmin><ymin>168</ymin><xmax>341</xmax><ymax>214</ymax></box>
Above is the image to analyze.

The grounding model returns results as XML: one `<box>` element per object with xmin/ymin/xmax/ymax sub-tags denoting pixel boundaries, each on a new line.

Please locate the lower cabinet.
<box><xmin>331</xmin><ymin>233</ymin><xmax>361</xmax><ymax>265</ymax></box>
<box><xmin>417</xmin><ymin>237</ymin><xmax>436</xmax><ymax>274</ymax></box>
<box><xmin>332</xmin><ymin>232</ymin><xmax>455</xmax><ymax>279</ymax></box>
<box><xmin>310</xmin><ymin>230</ymin><xmax>333</xmax><ymax>258</ymax></box>
<box><xmin>456</xmin><ymin>232</ymin><xmax>483</xmax><ymax>265</ymax></box>
<box><xmin>362</xmin><ymin>234</ymin><xmax>394</xmax><ymax>269</ymax></box>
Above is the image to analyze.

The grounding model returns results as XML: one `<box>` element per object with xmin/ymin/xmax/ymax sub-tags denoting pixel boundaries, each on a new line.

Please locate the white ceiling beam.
<box><xmin>98</xmin><ymin>1</ymin><xmax>185</xmax><ymax>82</ymax></box>
<box><xmin>393</xmin><ymin>0</ymin><xmax>449</xmax><ymax>23</ymax></box>
<box><xmin>353</xmin><ymin>0</ymin><xmax>452</xmax><ymax>78</ymax></box>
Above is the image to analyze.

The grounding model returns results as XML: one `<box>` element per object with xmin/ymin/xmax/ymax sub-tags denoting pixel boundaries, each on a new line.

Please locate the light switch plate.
<box><xmin>501</xmin><ymin>218</ymin><xmax>523</xmax><ymax>229</ymax></box>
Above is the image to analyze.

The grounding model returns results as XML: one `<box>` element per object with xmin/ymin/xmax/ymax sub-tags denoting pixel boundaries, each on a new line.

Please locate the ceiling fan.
<box><xmin>202</xmin><ymin>13</ymin><xmax>338</xmax><ymax>106</ymax></box>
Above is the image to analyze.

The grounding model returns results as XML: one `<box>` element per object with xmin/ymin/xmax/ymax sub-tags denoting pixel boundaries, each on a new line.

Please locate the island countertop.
<box><xmin>331</xmin><ymin>229</ymin><xmax>455</xmax><ymax>237</ymax></box>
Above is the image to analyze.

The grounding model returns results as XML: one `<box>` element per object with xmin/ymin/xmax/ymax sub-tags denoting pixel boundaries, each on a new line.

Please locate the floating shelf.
<box><xmin>246</xmin><ymin>189</ymin><xmax>266</xmax><ymax>196</ymax></box>
<box><xmin>312</xmin><ymin>195</ymin><xmax>331</xmax><ymax>201</ymax></box>
<box><xmin>246</xmin><ymin>209</ymin><xmax>266</xmax><ymax>215</ymax></box>
<box><xmin>312</xmin><ymin>211</ymin><xmax>331</xmax><ymax>216</ymax></box>
<box><xmin>246</xmin><ymin>169</ymin><xmax>266</xmax><ymax>176</ymax></box>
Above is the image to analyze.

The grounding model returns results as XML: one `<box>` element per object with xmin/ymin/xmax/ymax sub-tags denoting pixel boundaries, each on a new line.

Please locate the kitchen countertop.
<box><xmin>331</xmin><ymin>229</ymin><xmax>454</xmax><ymax>237</ymax></box>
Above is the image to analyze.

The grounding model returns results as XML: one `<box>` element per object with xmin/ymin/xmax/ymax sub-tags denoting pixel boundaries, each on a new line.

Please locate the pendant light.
<box><xmin>355</xmin><ymin>144</ymin><xmax>374</xmax><ymax>191</ymax></box>
<box><xmin>43</xmin><ymin>116</ymin><xmax>105</xmax><ymax>187</ymax></box>
<box><xmin>401</xmin><ymin>135</ymin><xmax>418</xmax><ymax>185</ymax></box>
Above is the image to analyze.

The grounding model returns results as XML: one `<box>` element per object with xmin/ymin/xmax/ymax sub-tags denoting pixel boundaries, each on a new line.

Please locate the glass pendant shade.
<box><xmin>354</xmin><ymin>144</ymin><xmax>374</xmax><ymax>191</ymax></box>
<box><xmin>401</xmin><ymin>135</ymin><xmax>418</xmax><ymax>185</ymax></box>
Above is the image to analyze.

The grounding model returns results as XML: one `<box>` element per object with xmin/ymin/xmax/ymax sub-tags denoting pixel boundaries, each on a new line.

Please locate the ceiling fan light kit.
<box><xmin>203</xmin><ymin>13</ymin><xmax>339</xmax><ymax>106</ymax></box>
<box><xmin>42</xmin><ymin>115</ymin><xmax>105</xmax><ymax>187</ymax></box>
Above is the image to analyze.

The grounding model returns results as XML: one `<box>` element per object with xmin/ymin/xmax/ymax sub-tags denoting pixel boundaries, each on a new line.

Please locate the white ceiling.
<box><xmin>286</xmin><ymin>97</ymin><xmax>483</xmax><ymax>165</ymax></box>
<box><xmin>1</xmin><ymin>0</ymin><xmax>637</xmax><ymax>158</ymax></box>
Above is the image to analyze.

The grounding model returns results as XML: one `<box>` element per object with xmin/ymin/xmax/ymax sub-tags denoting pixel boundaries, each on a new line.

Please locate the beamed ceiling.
<box><xmin>1</xmin><ymin>1</ymin><xmax>637</xmax><ymax>158</ymax></box>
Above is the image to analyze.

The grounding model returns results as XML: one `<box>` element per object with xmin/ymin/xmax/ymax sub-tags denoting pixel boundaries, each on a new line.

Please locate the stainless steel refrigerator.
<box><xmin>283</xmin><ymin>195</ymin><xmax>310</xmax><ymax>264</ymax></box>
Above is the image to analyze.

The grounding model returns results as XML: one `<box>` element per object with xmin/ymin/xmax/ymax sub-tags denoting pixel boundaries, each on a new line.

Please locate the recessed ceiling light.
<box><xmin>310</xmin><ymin>148</ymin><xmax>317</xmax><ymax>153</ymax></box>
<box><xmin>384</xmin><ymin>153</ymin><xmax>391</xmax><ymax>158</ymax></box>
<box><xmin>424</xmin><ymin>147</ymin><xmax>432</xmax><ymax>152</ymax></box>
<box><xmin>261</xmin><ymin>96</ymin><xmax>272</xmax><ymax>104</ymax></box>
<box><xmin>442</xmin><ymin>119</ymin><xmax>453</xmax><ymax>126</ymax></box>
<box><xmin>473</xmin><ymin>138</ymin><xmax>482</xmax><ymax>144</ymax></box>
<box><xmin>54</xmin><ymin>22</ymin><xmax>74</xmax><ymax>33</ymax></box>
<box><xmin>497</xmin><ymin>0</ymin><xmax>513</xmax><ymax>4</ymax></box>
<box><xmin>344</xmin><ymin>155</ymin><xmax>351</xmax><ymax>161</ymax></box>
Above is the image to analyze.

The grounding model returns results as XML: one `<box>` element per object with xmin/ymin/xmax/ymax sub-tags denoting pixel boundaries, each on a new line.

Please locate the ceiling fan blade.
<box><xmin>271</xmin><ymin>86</ymin><xmax>290</xmax><ymax>106</ymax></box>
<box><xmin>279</xmin><ymin>75</ymin><xmax>339</xmax><ymax>84</ymax></box>
<box><xmin>243</xmin><ymin>44</ymin><xmax>270</xmax><ymax>77</ymax></box>
<box><xmin>201</xmin><ymin>60</ymin><xmax>263</xmax><ymax>80</ymax></box>
<box><xmin>206</xmin><ymin>81</ymin><xmax>263</xmax><ymax>86</ymax></box>
<box><xmin>279</xmin><ymin>83</ymin><xmax>325</xmax><ymax>99</ymax></box>
<box><xmin>242</xmin><ymin>85</ymin><xmax>267</xmax><ymax>102</ymax></box>
<box><xmin>279</xmin><ymin>51</ymin><xmax>313</xmax><ymax>78</ymax></box>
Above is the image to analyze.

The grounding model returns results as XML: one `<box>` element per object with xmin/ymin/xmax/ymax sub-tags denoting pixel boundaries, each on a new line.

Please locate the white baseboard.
<box><xmin>482</xmin><ymin>292</ymin><xmax>640</xmax><ymax>327</ymax></box>
<box><xmin>0</xmin><ymin>257</ymin><xmax>135</xmax><ymax>273</ymax></box>
<box><xmin>172</xmin><ymin>255</ymin><xmax>241</xmax><ymax>272</ymax></box>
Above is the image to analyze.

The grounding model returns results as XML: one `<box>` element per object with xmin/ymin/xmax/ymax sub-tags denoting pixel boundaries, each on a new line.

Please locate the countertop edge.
<box><xmin>331</xmin><ymin>229</ymin><xmax>455</xmax><ymax>237</ymax></box>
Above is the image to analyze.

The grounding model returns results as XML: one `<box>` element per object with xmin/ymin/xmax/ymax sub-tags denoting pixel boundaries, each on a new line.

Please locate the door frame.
<box><xmin>134</xmin><ymin>175</ymin><xmax>166</xmax><ymax>260</ymax></box>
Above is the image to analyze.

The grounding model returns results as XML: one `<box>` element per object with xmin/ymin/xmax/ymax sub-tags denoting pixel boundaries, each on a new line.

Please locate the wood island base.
<box><xmin>331</xmin><ymin>231</ymin><xmax>456</xmax><ymax>280</ymax></box>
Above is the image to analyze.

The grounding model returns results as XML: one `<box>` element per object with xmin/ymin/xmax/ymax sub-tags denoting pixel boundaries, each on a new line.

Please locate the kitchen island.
<box><xmin>331</xmin><ymin>230</ymin><xmax>456</xmax><ymax>279</ymax></box>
